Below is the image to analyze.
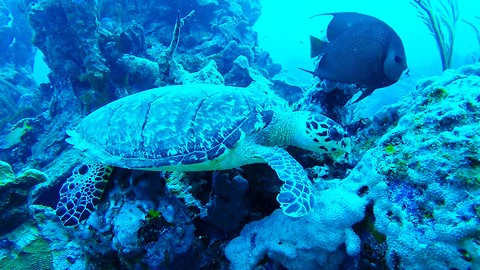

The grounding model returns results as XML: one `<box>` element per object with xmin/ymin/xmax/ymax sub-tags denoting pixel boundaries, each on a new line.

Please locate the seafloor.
<box><xmin>0</xmin><ymin>0</ymin><xmax>479</xmax><ymax>269</ymax></box>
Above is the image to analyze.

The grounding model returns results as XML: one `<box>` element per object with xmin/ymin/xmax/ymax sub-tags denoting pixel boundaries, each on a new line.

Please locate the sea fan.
<box><xmin>411</xmin><ymin>0</ymin><xmax>459</xmax><ymax>71</ymax></box>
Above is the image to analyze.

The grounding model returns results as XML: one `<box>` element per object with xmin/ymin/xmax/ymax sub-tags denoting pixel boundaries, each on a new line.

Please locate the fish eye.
<box><xmin>394</xmin><ymin>56</ymin><xmax>403</xmax><ymax>63</ymax></box>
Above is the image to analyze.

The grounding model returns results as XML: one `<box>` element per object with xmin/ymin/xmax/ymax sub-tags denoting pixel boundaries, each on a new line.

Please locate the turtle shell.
<box><xmin>67</xmin><ymin>84</ymin><xmax>274</xmax><ymax>169</ymax></box>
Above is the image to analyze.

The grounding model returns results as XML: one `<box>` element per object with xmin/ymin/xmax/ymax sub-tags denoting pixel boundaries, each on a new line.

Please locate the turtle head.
<box><xmin>293</xmin><ymin>112</ymin><xmax>351</xmax><ymax>157</ymax></box>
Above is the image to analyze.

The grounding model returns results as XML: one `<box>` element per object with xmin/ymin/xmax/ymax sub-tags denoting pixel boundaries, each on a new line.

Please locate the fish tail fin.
<box><xmin>310</xmin><ymin>35</ymin><xmax>327</xmax><ymax>58</ymax></box>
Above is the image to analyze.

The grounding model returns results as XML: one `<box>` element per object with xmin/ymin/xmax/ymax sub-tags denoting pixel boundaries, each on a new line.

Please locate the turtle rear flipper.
<box><xmin>262</xmin><ymin>148</ymin><xmax>315</xmax><ymax>217</ymax></box>
<box><xmin>56</xmin><ymin>162</ymin><xmax>112</xmax><ymax>226</ymax></box>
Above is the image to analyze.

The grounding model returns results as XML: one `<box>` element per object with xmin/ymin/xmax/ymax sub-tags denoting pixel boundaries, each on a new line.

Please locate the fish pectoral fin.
<box><xmin>298</xmin><ymin>67</ymin><xmax>321</xmax><ymax>78</ymax></box>
<box><xmin>310</xmin><ymin>35</ymin><xmax>327</xmax><ymax>58</ymax></box>
<box><xmin>352</xmin><ymin>87</ymin><xmax>375</xmax><ymax>103</ymax></box>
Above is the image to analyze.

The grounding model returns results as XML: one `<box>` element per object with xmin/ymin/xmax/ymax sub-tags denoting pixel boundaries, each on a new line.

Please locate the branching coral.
<box><xmin>411</xmin><ymin>0</ymin><xmax>459</xmax><ymax>71</ymax></box>
<box><xmin>163</xmin><ymin>10</ymin><xmax>195</xmax><ymax>59</ymax></box>
<box><xmin>157</xmin><ymin>10</ymin><xmax>195</xmax><ymax>85</ymax></box>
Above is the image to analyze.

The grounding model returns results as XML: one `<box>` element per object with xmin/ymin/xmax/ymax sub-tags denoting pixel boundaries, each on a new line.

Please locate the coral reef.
<box><xmin>12</xmin><ymin>0</ymin><xmax>279</xmax><ymax>173</ymax></box>
<box><xmin>206</xmin><ymin>171</ymin><xmax>249</xmax><ymax>234</ymax></box>
<box><xmin>2</xmin><ymin>0</ymin><xmax>480</xmax><ymax>268</ymax></box>
<box><xmin>225</xmin><ymin>178</ymin><xmax>374</xmax><ymax>270</ymax></box>
<box><xmin>225</xmin><ymin>63</ymin><xmax>480</xmax><ymax>269</ymax></box>
<box><xmin>368</xmin><ymin>63</ymin><xmax>480</xmax><ymax>269</ymax></box>
<box><xmin>29</xmin><ymin>0</ymin><xmax>108</xmax><ymax>93</ymax></box>
<box><xmin>0</xmin><ymin>0</ymin><xmax>36</xmax><ymax>68</ymax></box>
<box><xmin>0</xmin><ymin>0</ymin><xmax>44</xmax><ymax>168</ymax></box>
<box><xmin>26</xmin><ymin>0</ymin><xmax>276</xmax><ymax>112</ymax></box>
<box><xmin>55</xmin><ymin>169</ymin><xmax>200</xmax><ymax>269</ymax></box>
<box><xmin>0</xmin><ymin>0</ymin><xmax>14</xmax><ymax>67</ymax></box>
<box><xmin>0</xmin><ymin>161</ymin><xmax>47</xmax><ymax>234</ymax></box>
<box><xmin>0</xmin><ymin>0</ymin><xmax>290</xmax><ymax>266</ymax></box>
<box><xmin>0</xmin><ymin>222</ymin><xmax>54</xmax><ymax>270</ymax></box>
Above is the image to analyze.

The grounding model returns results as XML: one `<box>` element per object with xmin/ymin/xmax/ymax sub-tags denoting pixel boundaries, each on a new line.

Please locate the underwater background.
<box><xmin>1</xmin><ymin>0</ymin><xmax>480</xmax><ymax>269</ymax></box>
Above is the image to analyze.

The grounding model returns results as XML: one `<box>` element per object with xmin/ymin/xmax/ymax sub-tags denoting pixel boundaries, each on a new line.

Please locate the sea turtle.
<box><xmin>56</xmin><ymin>84</ymin><xmax>351</xmax><ymax>226</ymax></box>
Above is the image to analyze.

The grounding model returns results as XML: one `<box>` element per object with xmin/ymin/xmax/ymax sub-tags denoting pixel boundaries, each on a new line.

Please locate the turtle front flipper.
<box><xmin>56</xmin><ymin>162</ymin><xmax>112</xmax><ymax>226</ymax></box>
<box><xmin>262</xmin><ymin>148</ymin><xmax>315</xmax><ymax>217</ymax></box>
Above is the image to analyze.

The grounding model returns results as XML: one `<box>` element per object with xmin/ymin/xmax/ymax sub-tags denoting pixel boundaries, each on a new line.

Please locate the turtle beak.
<box><xmin>332</xmin><ymin>133</ymin><xmax>351</xmax><ymax>159</ymax></box>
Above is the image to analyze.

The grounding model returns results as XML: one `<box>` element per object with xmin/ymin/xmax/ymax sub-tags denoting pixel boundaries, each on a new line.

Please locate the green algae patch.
<box><xmin>0</xmin><ymin>161</ymin><xmax>15</xmax><ymax>186</ymax></box>
<box><xmin>384</xmin><ymin>144</ymin><xmax>396</xmax><ymax>155</ymax></box>
<box><xmin>0</xmin><ymin>161</ymin><xmax>47</xmax><ymax>188</ymax></box>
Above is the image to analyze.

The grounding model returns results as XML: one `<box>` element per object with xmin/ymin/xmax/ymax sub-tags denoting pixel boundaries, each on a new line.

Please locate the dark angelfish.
<box><xmin>300</xmin><ymin>12</ymin><xmax>407</xmax><ymax>103</ymax></box>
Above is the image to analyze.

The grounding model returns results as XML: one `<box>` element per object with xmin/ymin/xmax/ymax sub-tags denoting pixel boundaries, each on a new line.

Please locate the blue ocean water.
<box><xmin>256</xmin><ymin>0</ymin><xmax>480</xmax><ymax>114</ymax></box>
<box><xmin>0</xmin><ymin>0</ymin><xmax>479</xmax><ymax>269</ymax></box>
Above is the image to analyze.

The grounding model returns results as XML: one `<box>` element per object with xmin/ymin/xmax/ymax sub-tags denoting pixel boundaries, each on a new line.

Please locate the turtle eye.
<box><xmin>77</xmin><ymin>164</ymin><xmax>89</xmax><ymax>175</ymax></box>
<box><xmin>394</xmin><ymin>56</ymin><xmax>403</xmax><ymax>63</ymax></box>
<box><xmin>328</xmin><ymin>127</ymin><xmax>344</xmax><ymax>141</ymax></box>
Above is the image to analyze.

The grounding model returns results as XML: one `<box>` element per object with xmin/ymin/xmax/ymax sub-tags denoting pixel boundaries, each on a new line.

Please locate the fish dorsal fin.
<box><xmin>311</xmin><ymin>12</ymin><xmax>379</xmax><ymax>41</ymax></box>
<box><xmin>309</xmin><ymin>35</ymin><xmax>327</xmax><ymax>58</ymax></box>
